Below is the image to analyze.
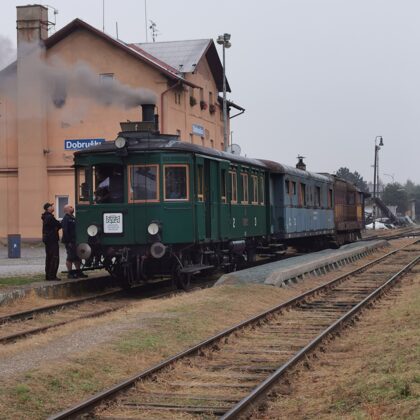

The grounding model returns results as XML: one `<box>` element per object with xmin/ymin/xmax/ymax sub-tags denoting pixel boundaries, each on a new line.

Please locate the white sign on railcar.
<box><xmin>103</xmin><ymin>213</ymin><xmax>123</xmax><ymax>234</ymax></box>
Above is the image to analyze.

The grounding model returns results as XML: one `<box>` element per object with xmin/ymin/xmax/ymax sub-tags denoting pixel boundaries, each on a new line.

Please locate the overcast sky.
<box><xmin>1</xmin><ymin>0</ymin><xmax>419</xmax><ymax>184</ymax></box>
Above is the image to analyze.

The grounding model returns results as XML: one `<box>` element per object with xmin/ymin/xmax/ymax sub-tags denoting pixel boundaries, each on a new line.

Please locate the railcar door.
<box><xmin>195</xmin><ymin>156</ymin><xmax>223</xmax><ymax>241</ymax></box>
<box><xmin>205</xmin><ymin>159</ymin><xmax>221</xmax><ymax>240</ymax></box>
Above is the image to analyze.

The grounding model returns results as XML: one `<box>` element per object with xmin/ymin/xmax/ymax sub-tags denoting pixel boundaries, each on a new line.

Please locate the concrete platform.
<box><xmin>216</xmin><ymin>240</ymin><xmax>388</xmax><ymax>287</ymax></box>
<box><xmin>0</xmin><ymin>243</ymin><xmax>112</xmax><ymax>305</ymax></box>
<box><xmin>0</xmin><ymin>243</ymin><xmax>67</xmax><ymax>278</ymax></box>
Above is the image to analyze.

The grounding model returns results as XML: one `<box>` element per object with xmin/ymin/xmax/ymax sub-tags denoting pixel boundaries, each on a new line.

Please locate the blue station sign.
<box><xmin>64</xmin><ymin>138</ymin><xmax>105</xmax><ymax>151</ymax></box>
<box><xmin>192</xmin><ymin>124</ymin><xmax>204</xmax><ymax>136</ymax></box>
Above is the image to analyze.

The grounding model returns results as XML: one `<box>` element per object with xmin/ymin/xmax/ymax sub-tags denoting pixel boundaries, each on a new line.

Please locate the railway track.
<box><xmin>361</xmin><ymin>225</ymin><xmax>420</xmax><ymax>242</ymax></box>
<box><xmin>48</xmin><ymin>239</ymin><xmax>420</xmax><ymax>419</ymax></box>
<box><xmin>0</xmin><ymin>278</ymin><xmax>215</xmax><ymax>345</ymax></box>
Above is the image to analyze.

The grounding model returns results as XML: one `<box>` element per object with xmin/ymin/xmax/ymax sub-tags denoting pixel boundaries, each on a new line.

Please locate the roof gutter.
<box><xmin>160</xmin><ymin>80</ymin><xmax>182</xmax><ymax>133</ymax></box>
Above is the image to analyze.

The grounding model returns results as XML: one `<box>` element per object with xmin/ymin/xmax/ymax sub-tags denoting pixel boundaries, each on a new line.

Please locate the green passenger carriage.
<box><xmin>74</xmin><ymin>105</ymin><xmax>364</xmax><ymax>289</ymax></box>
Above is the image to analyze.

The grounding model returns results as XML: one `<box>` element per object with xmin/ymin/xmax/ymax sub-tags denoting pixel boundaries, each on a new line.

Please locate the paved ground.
<box><xmin>0</xmin><ymin>243</ymin><xmax>67</xmax><ymax>278</ymax></box>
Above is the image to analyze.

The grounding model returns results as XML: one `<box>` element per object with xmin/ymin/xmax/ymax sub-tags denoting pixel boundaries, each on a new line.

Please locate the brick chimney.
<box><xmin>16</xmin><ymin>5</ymin><xmax>49</xmax><ymax>240</ymax></box>
<box><xmin>16</xmin><ymin>5</ymin><xmax>48</xmax><ymax>46</ymax></box>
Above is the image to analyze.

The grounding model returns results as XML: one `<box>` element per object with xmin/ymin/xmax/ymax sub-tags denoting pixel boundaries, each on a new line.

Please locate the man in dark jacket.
<box><xmin>61</xmin><ymin>204</ymin><xmax>88</xmax><ymax>279</ymax></box>
<box><xmin>42</xmin><ymin>203</ymin><xmax>62</xmax><ymax>281</ymax></box>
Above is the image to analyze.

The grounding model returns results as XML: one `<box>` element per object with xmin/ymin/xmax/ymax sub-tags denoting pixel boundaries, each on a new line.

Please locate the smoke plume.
<box><xmin>0</xmin><ymin>35</ymin><xmax>16</xmax><ymax>69</ymax></box>
<box><xmin>0</xmin><ymin>41</ymin><xmax>157</xmax><ymax>110</ymax></box>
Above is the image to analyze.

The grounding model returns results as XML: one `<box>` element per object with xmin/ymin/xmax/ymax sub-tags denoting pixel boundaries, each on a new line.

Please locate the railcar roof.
<box><xmin>259</xmin><ymin>159</ymin><xmax>333</xmax><ymax>183</ymax></box>
<box><xmin>75</xmin><ymin>133</ymin><xmax>332</xmax><ymax>181</ymax></box>
<box><xmin>75</xmin><ymin>132</ymin><xmax>267</xmax><ymax>168</ymax></box>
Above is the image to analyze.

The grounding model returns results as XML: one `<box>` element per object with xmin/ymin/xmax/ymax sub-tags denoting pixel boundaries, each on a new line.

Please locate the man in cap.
<box><xmin>61</xmin><ymin>204</ymin><xmax>88</xmax><ymax>279</ymax></box>
<box><xmin>41</xmin><ymin>202</ymin><xmax>62</xmax><ymax>281</ymax></box>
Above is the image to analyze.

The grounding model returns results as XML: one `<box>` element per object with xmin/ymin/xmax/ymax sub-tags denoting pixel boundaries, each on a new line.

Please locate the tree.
<box><xmin>335</xmin><ymin>167</ymin><xmax>369</xmax><ymax>192</ymax></box>
<box><xmin>382</xmin><ymin>183</ymin><xmax>408</xmax><ymax>214</ymax></box>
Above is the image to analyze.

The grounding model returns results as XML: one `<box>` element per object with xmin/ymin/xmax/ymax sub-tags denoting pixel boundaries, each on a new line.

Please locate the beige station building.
<box><xmin>0</xmin><ymin>4</ymin><xmax>243</xmax><ymax>241</ymax></box>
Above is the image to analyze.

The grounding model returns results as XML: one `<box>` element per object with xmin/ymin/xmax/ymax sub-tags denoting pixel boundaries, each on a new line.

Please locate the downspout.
<box><xmin>160</xmin><ymin>80</ymin><xmax>182</xmax><ymax>134</ymax></box>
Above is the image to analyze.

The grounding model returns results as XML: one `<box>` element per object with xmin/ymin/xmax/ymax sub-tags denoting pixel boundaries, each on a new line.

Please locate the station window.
<box><xmin>164</xmin><ymin>165</ymin><xmax>189</xmax><ymax>201</ymax></box>
<box><xmin>259</xmin><ymin>175</ymin><xmax>265</xmax><ymax>205</ymax></box>
<box><xmin>251</xmin><ymin>175</ymin><xmax>258</xmax><ymax>204</ymax></box>
<box><xmin>99</xmin><ymin>73</ymin><xmax>114</xmax><ymax>82</ymax></box>
<box><xmin>221</xmin><ymin>169</ymin><xmax>227</xmax><ymax>203</ymax></box>
<box><xmin>93</xmin><ymin>164</ymin><xmax>124</xmax><ymax>204</ymax></box>
<box><xmin>230</xmin><ymin>170</ymin><xmax>237</xmax><ymax>204</ymax></box>
<box><xmin>241</xmin><ymin>173</ymin><xmax>249</xmax><ymax>204</ymax></box>
<box><xmin>55</xmin><ymin>195</ymin><xmax>69</xmax><ymax>220</ymax></box>
<box><xmin>299</xmin><ymin>183</ymin><xmax>306</xmax><ymax>206</ymax></box>
<box><xmin>129</xmin><ymin>165</ymin><xmax>159</xmax><ymax>202</ymax></box>
<box><xmin>197</xmin><ymin>165</ymin><xmax>204</xmax><ymax>202</ymax></box>
<box><xmin>174</xmin><ymin>91</ymin><xmax>182</xmax><ymax>105</ymax></box>
<box><xmin>315</xmin><ymin>186</ymin><xmax>321</xmax><ymax>207</ymax></box>
<box><xmin>76</xmin><ymin>167</ymin><xmax>90</xmax><ymax>204</ymax></box>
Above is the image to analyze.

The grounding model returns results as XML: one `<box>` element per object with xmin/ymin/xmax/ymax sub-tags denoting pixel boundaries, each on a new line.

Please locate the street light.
<box><xmin>373</xmin><ymin>136</ymin><xmax>384</xmax><ymax>229</ymax></box>
<box><xmin>383</xmin><ymin>173</ymin><xmax>395</xmax><ymax>183</ymax></box>
<box><xmin>217</xmin><ymin>33</ymin><xmax>231</xmax><ymax>151</ymax></box>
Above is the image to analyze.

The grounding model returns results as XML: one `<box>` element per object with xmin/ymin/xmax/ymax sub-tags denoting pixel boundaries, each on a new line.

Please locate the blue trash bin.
<box><xmin>8</xmin><ymin>234</ymin><xmax>21</xmax><ymax>258</ymax></box>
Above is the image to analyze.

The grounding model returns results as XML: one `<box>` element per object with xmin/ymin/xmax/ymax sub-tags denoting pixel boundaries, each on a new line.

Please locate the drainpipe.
<box><xmin>160</xmin><ymin>80</ymin><xmax>182</xmax><ymax>134</ymax></box>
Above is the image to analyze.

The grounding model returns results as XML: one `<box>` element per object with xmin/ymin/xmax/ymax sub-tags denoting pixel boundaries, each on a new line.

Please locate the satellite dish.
<box><xmin>227</xmin><ymin>143</ymin><xmax>241</xmax><ymax>155</ymax></box>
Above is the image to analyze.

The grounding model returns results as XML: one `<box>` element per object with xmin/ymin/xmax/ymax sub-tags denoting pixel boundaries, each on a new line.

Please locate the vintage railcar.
<box><xmin>74</xmin><ymin>106</ymin><xmax>364</xmax><ymax>288</ymax></box>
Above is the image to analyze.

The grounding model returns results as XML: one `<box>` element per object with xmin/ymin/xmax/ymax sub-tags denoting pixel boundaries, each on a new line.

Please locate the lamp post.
<box><xmin>217</xmin><ymin>33</ymin><xmax>231</xmax><ymax>151</ymax></box>
<box><xmin>373</xmin><ymin>136</ymin><xmax>384</xmax><ymax>229</ymax></box>
<box><xmin>383</xmin><ymin>173</ymin><xmax>395</xmax><ymax>183</ymax></box>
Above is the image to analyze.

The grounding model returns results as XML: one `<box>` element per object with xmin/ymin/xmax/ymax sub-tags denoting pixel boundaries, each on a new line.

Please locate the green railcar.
<box><xmin>74</xmin><ymin>129</ymin><xmax>271</xmax><ymax>288</ymax></box>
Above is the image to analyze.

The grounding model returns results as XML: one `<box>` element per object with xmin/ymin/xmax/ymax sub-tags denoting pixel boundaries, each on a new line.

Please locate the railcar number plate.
<box><xmin>103</xmin><ymin>213</ymin><xmax>123</xmax><ymax>234</ymax></box>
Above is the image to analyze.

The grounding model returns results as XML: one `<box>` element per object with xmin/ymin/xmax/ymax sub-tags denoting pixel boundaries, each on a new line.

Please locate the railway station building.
<box><xmin>0</xmin><ymin>4</ymin><xmax>243</xmax><ymax>241</ymax></box>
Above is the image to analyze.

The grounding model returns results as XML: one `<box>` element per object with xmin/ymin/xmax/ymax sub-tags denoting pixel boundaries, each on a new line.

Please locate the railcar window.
<box><xmin>76</xmin><ymin>167</ymin><xmax>90</xmax><ymax>204</ymax></box>
<box><xmin>299</xmin><ymin>183</ymin><xmax>306</xmax><ymax>206</ymax></box>
<box><xmin>315</xmin><ymin>186</ymin><xmax>321</xmax><ymax>207</ymax></box>
<box><xmin>347</xmin><ymin>192</ymin><xmax>355</xmax><ymax>205</ymax></box>
<box><xmin>328</xmin><ymin>189</ymin><xmax>333</xmax><ymax>208</ymax></box>
<box><xmin>230</xmin><ymin>171</ymin><xmax>237</xmax><ymax>203</ymax></box>
<box><xmin>285</xmin><ymin>179</ymin><xmax>290</xmax><ymax>194</ymax></box>
<box><xmin>93</xmin><ymin>164</ymin><xmax>124</xmax><ymax>204</ymax></box>
<box><xmin>251</xmin><ymin>175</ymin><xmax>258</xmax><ymax>204</ymax></box>
<box><xmin>221</xmin><ymin>169</ymin><xmax>227</xmax><ymax>203</ymax></box>
<box><xmin>164</xmin><ymin>165</ymin><xmax>189</xmax><ymax>201</ymax></box>
<box><xmin>292</xmin><ymin>181</ymin><xmax>296</xmax><ymax>195</ymax></box>
<box><xmin>197</xmin><ymin>165</ymin><xmax>204</xmax><ymax>202</ymax></box>
<box><xmin>129</xmin><ymin>165</ymin><xmax>159</xmax><ymax>202</ymax></box>
<box><xmin>241</xmin><ymin>173</ymin><xmax>249</xmax><ymax>204</ymax></box>
<box><xmin>259</xmin><ymin>175</ymin><xmax>265</xmax><ymax>205</ymax></box>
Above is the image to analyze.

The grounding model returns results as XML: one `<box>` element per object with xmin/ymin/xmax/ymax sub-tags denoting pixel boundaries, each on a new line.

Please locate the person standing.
<box><xmin>42</xmin><ymin>203</ymin><xmax>62</xmax><ymax>281</ymax></box>
<box><xmin>61</xmin><ymin>204</ymin><xmax>88</xmax><ymax>279</ymax></box>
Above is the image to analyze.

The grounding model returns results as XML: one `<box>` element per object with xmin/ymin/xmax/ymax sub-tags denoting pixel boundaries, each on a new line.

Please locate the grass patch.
<box><xmin>0</xmin><ymin>274</ymin><xmax>44</xmax><ymax>287</ymax></box>
<box><xmin>260</xmin><ymin>274</ymin><xmax>420</xmax><ymax>419</ymax></box>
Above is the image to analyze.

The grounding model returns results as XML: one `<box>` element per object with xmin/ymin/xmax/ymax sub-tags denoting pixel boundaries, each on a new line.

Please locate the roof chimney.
<box><xmin>16</xmin><ymin>5</ymin><xmax>49</xmax><ymax>48</ymax></box>
<box><xmin>296</xmin><ymin>155</ymin><xmax>306</xmax><ymax>171</ymax></box>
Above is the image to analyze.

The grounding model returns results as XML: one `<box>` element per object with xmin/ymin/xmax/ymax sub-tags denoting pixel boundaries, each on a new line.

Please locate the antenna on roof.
<box><xmin>102</xmin><ymin>0</ymin><xmax>105</xmax><ymax>32</ymax></box>
<box><xmin>149</xmin><ymin>20</ymin><xmax>160</xmax><ymax>42</ymax></box>
<box><xmin>144</xmin><ymin>0</ymin><xmax>148</xmax><ymax>42</ymax></box>
<box><xmin>44</xmin><ymin>5</ymin><xmax>58</xmax><ymax>35</ymax></box>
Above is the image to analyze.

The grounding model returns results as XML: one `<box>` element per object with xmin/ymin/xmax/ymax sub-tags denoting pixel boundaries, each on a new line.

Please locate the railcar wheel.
<box><xmin>178</xmin><ymin>273</ymin><xmax>191</xmax><ymax>291</ymax></box>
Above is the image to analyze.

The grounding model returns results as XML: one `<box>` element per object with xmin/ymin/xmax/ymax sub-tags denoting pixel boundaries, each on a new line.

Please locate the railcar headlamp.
<box><xmin>77</xmin><ymin>243</ymin><xmax>92</xmax><ymax>260</ymax></box>
<box><xmin>87</xmin><ymin>224</ymin><xmax>99</xmax><ymax>237</ymax></box>
<box><xmin>115</xmin><ymin>136</ymin><xmax>127</xmax><ymax>149</ymax></box>
<box><xmin>147</xmin><ymin>222</ymin><xmax>160</xmax><ymax>235</ymax></box>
